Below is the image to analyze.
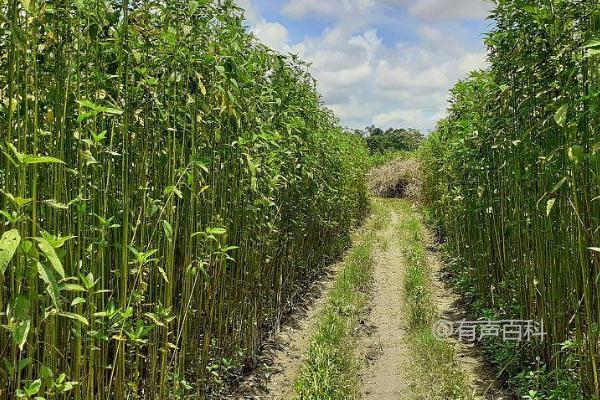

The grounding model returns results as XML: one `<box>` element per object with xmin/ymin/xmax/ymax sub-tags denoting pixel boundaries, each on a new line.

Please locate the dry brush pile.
<box><xmin>0</xmin><ymin>1</ymin><xmax>370</xmax><ymax>398</ymax></box>
<box><xmin>421</xmin><ymin>1</ymin><xmax>600</xmax><ymax>397</ymax></box>
<box><xmin>368</xmin><ymin>157</ymin><xmax>421</xmax><ymax>201</ymax></box>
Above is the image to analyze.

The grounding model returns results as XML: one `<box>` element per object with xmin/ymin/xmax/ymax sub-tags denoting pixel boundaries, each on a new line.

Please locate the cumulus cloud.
<box><xmin>405</xmin><ymin>0</ymin><xmax>494</xmax><ymax>21</ymax></box>
<box><xmin>283</xmin><ymin>0</ymin><xmax>494</xmax><ymax>21</ymax></box>
<box><xmin>375</xmin><ymin>61</ymin><xmax>450</xmax><ymax>90</ymax></box>
<box><xmin>236</xmin><ymin>0</ymin><xmax>490</xmax><ymax>131</ymax></box>
<box><xmin>252</xmin><ymin>21</ymin><xmax>290</xmax><ymax>52</ymax></box>
<box><xmin>235</xmin><ymin>0</ymin><xmax>261</xmax><ymax>24</ymax></box>
<box><xmin>282</xmin><ymin>0</ymin><xmax>375</xmax><ymax>19</ymax></box>
<box><xmin>373</xmin><ymin>109</ymin><xmax>425</xmax><ymax>126</ymax></box>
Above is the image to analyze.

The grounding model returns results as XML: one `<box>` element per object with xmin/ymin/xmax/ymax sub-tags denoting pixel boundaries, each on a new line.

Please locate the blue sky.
<box><xmin>236</xmin><ymin>0</ymin><xmax>494</xmax><ymax>132</ymax></box>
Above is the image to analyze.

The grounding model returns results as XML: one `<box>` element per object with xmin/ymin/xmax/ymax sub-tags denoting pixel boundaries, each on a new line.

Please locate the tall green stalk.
<box><xmin>0</xmin><ymin>1</ymin><xmax>370</xmax><ymax>399</ymax></box>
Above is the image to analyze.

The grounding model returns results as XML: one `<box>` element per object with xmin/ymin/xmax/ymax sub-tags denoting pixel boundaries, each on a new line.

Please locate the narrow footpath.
<box><xmin>232</xmin><ymin>198</ymin><xmax>507</xmax><ymax>399</ymax></box>
<box><xmin>358</xmin><ymin>204</ymin><xmax>412</xmax><ymax>399</ymax></box>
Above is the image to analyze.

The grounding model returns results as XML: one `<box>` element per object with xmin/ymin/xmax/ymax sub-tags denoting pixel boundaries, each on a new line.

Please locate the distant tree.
<box><xmin>362</xmin><ymin>126</ymin><xmax>424</xmax><ymax>154</ymax></box>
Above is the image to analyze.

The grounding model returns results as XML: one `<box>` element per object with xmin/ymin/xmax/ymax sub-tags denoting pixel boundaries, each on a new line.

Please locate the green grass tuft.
<box><xmin>294</xmin><ymin>208</ymin><xmax>380</xmax><ymax>400</ymax></box>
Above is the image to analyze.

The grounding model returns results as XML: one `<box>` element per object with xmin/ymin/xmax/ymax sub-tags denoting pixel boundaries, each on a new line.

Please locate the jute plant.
<box><xmin>421</xmin><ymin>1</ymin><xmax>600</xmax><ymax>396</ymax></box>
<box><xmin>0</xmin><ymin>1</ymin><xmax>370</xmax><ymax>398</ymax></box>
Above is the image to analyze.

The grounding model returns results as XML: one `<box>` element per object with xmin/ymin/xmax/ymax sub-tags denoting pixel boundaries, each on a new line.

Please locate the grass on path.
<box><xmin>294</xmin><ymin>199</ymin><xmax>473</xmax><ymax>399</ymax></box>
<box><xmin>293</xmin><ymin>203</ymin><xmax>387</xmax><ymax>399</ymax></box>
<box><xmin>396</xmin><ymin>200</ymin><xmax>473</xmax><ymax>400</ymax></box>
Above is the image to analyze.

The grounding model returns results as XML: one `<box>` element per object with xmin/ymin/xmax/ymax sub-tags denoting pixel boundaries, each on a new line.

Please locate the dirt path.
<box><xmin>228</xmin><ymin>260</ymin><xmax>344</xmax><ymax>399</ymax></box>
<box><xmin>232</xmin><ymin>198</ymin><xmax>508</xmax><ymax>399</ymax></box>
<box><xmin>426</xmin><ymin>240</ymin><xmax>508</xmax><ymax>399</ymax></box>
<box><xmin>359</xmin><ymin>207</ymin><xmax>413</xmax><ymax>399</ymax></box>
<box><xmin>358</xmin><ymin>199</ymin><xmax>508</xmax><ymax>399</ymax></box>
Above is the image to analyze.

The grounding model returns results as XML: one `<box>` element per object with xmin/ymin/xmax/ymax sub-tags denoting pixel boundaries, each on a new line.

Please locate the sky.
<box><xmin>235</xmin><ymin>0</ymin><xmax>495</xmax><ymax>133</ymax></box>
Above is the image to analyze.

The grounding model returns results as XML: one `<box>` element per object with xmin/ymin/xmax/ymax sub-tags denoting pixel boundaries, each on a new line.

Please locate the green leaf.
<box><xmin>58</xmin><ymin>312</ymin><xmax>89</xmax><ymax>326</ymax></box>
<box><xmin>13</xmin><ymin>319</ymin><xmax>30</xmax><ymax>351</ymax></box>
<box><xmin>554</xmin><ymin>104</ymin><xmax>568</xmax><ymax>128</ymax></box>
<box><xmin>162</xmin><ymin>220</ymin><xmax>173</xmax><ymax>242</ymax></box>
<box><xmin>6</xmin><ymin>143</ymin><xmax>66</xmax><ymax>166</ymax></box>
<box><xmin>0</xmin><ymin>210</ymin><xmax>17</xmax><ymax>223</ymax></box>
<box><xmin>17</xmin><ymin>357</ymin><xmax>32</xmax><ymax>371</ymax></box>
<box><xmin>79</xmin><ymin>272</ymin><xmax>97</xmax><ymax>290</ymax></box>
<box><xmin>43</xmin><ymin>199</ymin><xmax>69</xmax><ymax>210</ymax></box>
<box><xmin>189</xmin><ymin>0</ymin><xmax>199</xmax><ymax>15</ymax></box>
<box><xmin>25</xmin><ymin>379</ymin><xmax>41</xmax><ymax>396</ymax></box>
<box><xmin>60</xmin><ymin>284</ymin><xmax>87</xmax><ymax>293</ymax></box>
<box><xmin>3</xmin><ymin>357</ymin><xmax>15</xmax><ymax>376</ymax></box>
<box><xmin>40</xmin><ymin>231</ymin><xmax>76</xmax><ymax>249</ymax></box>
<box><xmin>71</xmin><ymin>297</ymin><xmax>86</xmax><ymax>306</ymax></box>
<box><xmin>521</xmin><ymin>5</ymin><xmax>538</xmax><ymax>14</ymax></box>
<box><xmin>144</xmin><ymin>312</ymin><xmax>165</xmax><ymax>327</ymax></box>
<box><xmin>158</xmin><ymin>267</ymin><xmax>170</xmax><ymax>283</ymax></box>
<box><xmin>568</xmin><ymin>145</ymin><xmax>584</xmax><ymax>164</ymax></box>
<box><xmin>21</xmin><ymin>155</ymin><xmax>65</xmax><ymax>166</ymax></box>
<box><xmin>221</xmin><ymin>245</ymin><xmax>239</xmax><ymax>252</ymax></box>
<box><xmin>10</xmin><ymin>196</ymin><xmax>32</xmax><ymax>208</ymax></box>
<box><xmin>546</xmin><ymin>198</ymin><xmax>556</xmax><ymax>217</ymax></box>
<box><xmin>13</xmin><ymin>295</ymin><xmax>31</xmax><ymax>320</ymax></box>
<box><xmin>1</xmin><ymin>192</ymin><xmax>31</xmax><ymax>210</ymax></box>
<box><xmin>77</xmin><ymin>112</ymin><xmax>94</xmax><ymax>123</ymax></box>
<box><xmin>0</xmin><ymin>229</ymin><xmax>21</xmax><ymax>274</ymax></box>
<box><xmin>130</xmin><ymin>247</ymin><xmax>158</xmax><ymax>264</ymax></box>
<box><xmin>206</xmin><ymin>227</ymin><xmax>227</xmax><ymax>236</ymax></box>
<box><xmin>6</xmin><ymin>143</ymin><xmax>24</xmax><ymax>164</ymax></box>
<box><xmin>19</xmin><ymin>0</ymin><xmax>30</xmax><ymax>12</ymax></box>
<box><xmin>551</xmin><ymin>177</ymin><xmax>568</xmax><ymax>193</ymax></box>
<box><xmin>36</xmin><ymin>238</ymin><xmax>66</xmax><ymax>279</ymax></box>
<box><xmin>37</xmin><ymin>261</ymin><xmax>60</xmax><ymax>308</ymax></box>
<box><xmin>583</xmin><ymin>38</ymin><xmax>600</xmax><ymax>49</ymax></box>
<box><xmin>76</xmin><ymin>99</ymin><xmax>99</xmax><ymax>110</ymax></box>
<box><xmin>76</xmin><ymin>99</ymin><xmax>123</xmax><ymax>116</ymax></box>
<box><xmin>164</xmin><ymin>185</ymin><xmax>183</xmax><ymax>199</ymax></box>
<box><xmin>40</xmin><ymin>365</ymin><xmax>53</xmax><ymax>379</ymax></box>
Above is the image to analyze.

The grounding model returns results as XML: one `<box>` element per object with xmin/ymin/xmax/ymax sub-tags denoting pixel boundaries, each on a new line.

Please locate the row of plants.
<box><xmin>397</xmin><ymin>200</ymin><xmax>472</xmax><ymax>399</ymax></box>
<box><xmin>421</xmin><ymin>1</ymin><xmax>600</xmax><ymax>398</ymax></box>
<box><xmin>0</xmin><ymin>0</ymin><xmax>370</xmax><ymax>398</ymax></box>
<box><xmin>294</xmin><ymin>202</ymin><xmax>378</xmax><ymax>399</ymax></box>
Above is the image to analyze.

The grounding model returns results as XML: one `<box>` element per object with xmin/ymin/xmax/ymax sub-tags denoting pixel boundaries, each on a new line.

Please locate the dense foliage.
<box><xmin>421</xmin><ymin>2</ymin><xmax>600</xmax><ymax>397</ymax></box>
<box><xmin>0</xmin><ymin>1</ymin><xmax>370</xmax><ymax>398</ymax></box>
<box><xmin>362</xmin><ymin>126</ymin><xmax>423</xmax><ymax>155</ymax></box>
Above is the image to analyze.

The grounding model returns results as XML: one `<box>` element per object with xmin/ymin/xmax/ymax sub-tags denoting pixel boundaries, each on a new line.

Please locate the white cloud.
<box><xmin>458</xmin><ymin>52</ymin><xmax>488</xmax><ymax>73</ymax></box>
<box><xmin>407</xmin><ymin>0</ymin><xmax>493</xmax><ymax>20</ymax></box>
<box><xmin>320</xmin><ymin>64</ymin><xmax>372</xmax><ymax>87</ymax></box>
<box><xmin>282</xmin><ymin>0</ymin><xmax>494</xmax><ymax>21</ymax></box>
<box><xmin>382</xmin><ymin>0</ymin><xmax>494</xmax><ymax>20</ymax></box>
<box><xmin>373</xmin><ymin>109</ymin><xmax>424</xmax><ymax>126</ymax></box>
<box><xmin>375</xmin><ymin>60</ymin><xmax>450</xmax><ymax>90</ymax></box>
<box><xmin>235</xmin><ymin>0</ymin><xmax>490</xmax><ymax>131</ymax></box>
<box><xmin>235</xmin><ymin>0</ymin><xmax>261</xmax><ymax>24</ymax></box>
<box><xmin>282</xmin><ymin>0</ymin><xmax>375</xmax><ymax>19</ymax></box>
<box><xmin>252</xmin><ymin>21</ymin><xmax>290</xmax><ymax>52</ymax></box>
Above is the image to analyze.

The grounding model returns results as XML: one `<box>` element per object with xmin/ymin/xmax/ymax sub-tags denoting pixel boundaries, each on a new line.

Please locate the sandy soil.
<box><xmin>426</xmin><ymin>236</ymin><xmax>509</xmax><ymax>400</ymax></box>
<box><xmin>227</xmin><ymin>261</ymin><xmax>343</xmax><ymax>399</ymax></box>
<box><xmin>358</xmin><ymin>208</ymin><xmax>413</xmax><ymax>399</ymax></box>
<box><xmin>230</xmin><ymin>199</ymin><xmax>510</xmax><ymax>399</ymax></box>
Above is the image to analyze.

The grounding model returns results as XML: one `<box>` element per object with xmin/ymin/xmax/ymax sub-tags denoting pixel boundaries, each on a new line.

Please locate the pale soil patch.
<box><xmin>358</xmin><ymin>207</ymin><xmax>413</xmax><ymax>399</ymax></box>
<box><xmin>227</xmin><ymin>263</ymin><xmax>341</xmax><ymax>400</ymax></box>
<box><xmin>425</xmin><ymin>232</ymin><xmax>510</xmax><ymax>400</ymax></box>
<box><xmin>230</xmin><ymin>199</ymin><xmax>511</xmax><ymax>399</ymax></box>
<box><xmin>359</xmin><ymin>199</ymin><xmax>510</xmax><ymax>399</ymax></box>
